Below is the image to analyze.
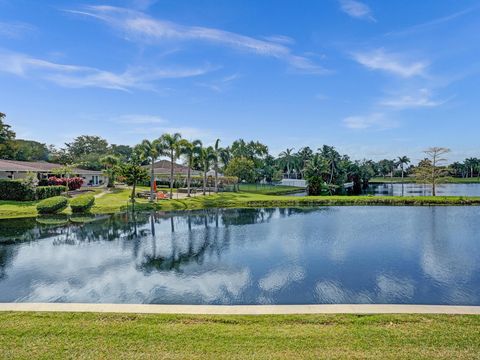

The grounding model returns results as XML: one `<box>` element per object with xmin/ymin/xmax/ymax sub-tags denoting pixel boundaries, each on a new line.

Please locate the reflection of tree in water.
<box><xmin>0</xmin><ymin>246</ymin><xmax>18</xmax><ymax>281</ymax></box>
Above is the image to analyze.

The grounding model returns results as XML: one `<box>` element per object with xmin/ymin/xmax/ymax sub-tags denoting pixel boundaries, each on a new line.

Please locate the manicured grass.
<box><xmin>370</xmin><ymin>176</ymin><xmax>480</xmax><ymax>184</ymax></box>
<box><xmin>238</xmin><ymin>183</ymin><xmax>305</xmax><ymax>195</ymax></box>
<box><xmin>3</xmin><ymin>189</ymin><xmax>480</xmax><ymax>220</ymax></box>
<box><xmin>0</xmin><ymin>312</ymin><xmax>479</xmax><ymax>359</ymax></box>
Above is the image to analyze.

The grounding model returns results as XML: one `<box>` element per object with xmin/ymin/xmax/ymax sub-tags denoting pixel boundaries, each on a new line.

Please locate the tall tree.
<box><xmin>319</xmin><ymin>145</ymin><xmax>341</xmax><ymax>184</ymax></box>
<box><xmin>0</xmin><ymin>112</ymin><xmax>15</xmax><ymax>158</ymax></box>
<box><xmin>199</xmin><ymin>146</ymin><xmax>215</xmax><ymax>195</ymax></box>
<box><xmin>159</xmin><ymin>133</ymin><xmax>182</xmax><ymax>199</ymax></box>
<box><xmin>397</xmin><ymin>156</ymin><xmax>411</xmax><ymax>181</ymax></box>
<box><xmin>213</xmin><ymin>139</ymin><xmax>221</xmax><ymax>193</ymax></box>
<box><xmin>140</xmin><ymin>139</ymin><xmax>165</xmax><ymax>201</ymax></box>
<box><xmin>304</xmin><ymin>154</ymin><xmax>328</xmax><ymax>195</ymax></box>
<box><xmin>278</xmin><ymin>148</ymin><xmax>295</xmax><ymax>179</ymax></box>
<box><xmin>179</xmin><ymin>139</ymin><xmax>202</xmax><ymax>197</ymax></box>
<box><xmin>415</xmin><ymin>147</ymin><xmax>450</xmax><ymax>196</ymax></box>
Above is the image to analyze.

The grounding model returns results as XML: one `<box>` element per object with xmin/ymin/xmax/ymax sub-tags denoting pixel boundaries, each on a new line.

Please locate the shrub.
<box><xmin>47</xmin><ymin>176</ymin><xmax>84</xmax><ymax>191</ymax></box>
<box><xmin>0</xmin><ymin>179</ymin><xmax>35</xmax><ymax>201</ymax></box>
<box><xmin>35</xmin><ymin>186</ymin><xmax>67</xmax><ymax>200</ymax></box>
<box><xmin>36</xmin><ymin>196</ymin><xmax>68</xmax><ymax>214</ymax></box>
<box><xmin>70</xmin><ymin>195</ymin><xmax>95</xmax><ymax>213</ymax></box>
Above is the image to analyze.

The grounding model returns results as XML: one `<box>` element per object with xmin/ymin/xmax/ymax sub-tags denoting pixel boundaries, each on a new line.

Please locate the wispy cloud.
<box><xmin>113</xmin><ymin>114</ymin><xmax>167</xmax><ymax>124</ymax></box>
<box><xmin>342</xmin><ymin>113</ymin><xmax>397</xmax><ymax>130</ymax></box>
<box><xmin>196</xmin><ymin>73</ymin><xmax>241</xmax><ymax>92</ymax></box>
<box><xmin>0</xmin><ymin>49</ymin><xmax>212</xmax><ymax>91</ymax></box>
<box><xmin>0</xmin><ymin>21</ymin><xmax>36</xmax><ymax>38</ymax></box>
<box><xmin>352</xmin><ymin>49</ymin><xmax>428</xmax><ymax>77</ymax></box>
<box><xmin>381</xmin><ymin>89</ymin><xmax>448</xmax><ymax>109</ymax></box>
<box><xmin>385</xmin><ymin>5</ymin><xmax>480</xmax><ymax>37</ymax></box>
<box><xmin>66</xmin><ymin>5</ymin><xmax>327</xmax><ymax>74</ymax></box>
<box><xmin>339</xmin><ymin>0</ymin><xmax>375</xmax><ymax>22</ymax></box>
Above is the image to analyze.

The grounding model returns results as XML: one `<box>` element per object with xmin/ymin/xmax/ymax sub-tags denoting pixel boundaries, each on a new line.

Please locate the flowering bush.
<box><xmin>47</xmin><ymin>176</ymin><xmax>84</xmax><ymax>191</ymax></box>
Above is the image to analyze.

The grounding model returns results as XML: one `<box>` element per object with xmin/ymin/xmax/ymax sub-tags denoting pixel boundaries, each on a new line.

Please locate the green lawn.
<box><xmin>370</xmin><ymin>176</ymin><xmax>480</xmax><ymax>184</ymax></box>
<box><xmin>238</xmin><ymin>183</ymin><xmax>304</xmax><ymax>195</ymax></box>
<box><xmin>2</xmin><ymin>189</ymin><xmax>480</xmax><ymax>220</ymax></box>
<box><xmin>0</xmin><ymin>312</ymin><xmax>479</xmax><ymax>359</ymax></box>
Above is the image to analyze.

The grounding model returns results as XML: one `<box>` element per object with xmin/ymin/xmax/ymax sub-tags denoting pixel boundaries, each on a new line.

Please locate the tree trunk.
<box><xmin>203</xmin><ymin>169</ymin><xmax>206</xmax><ymax>195</ymax></box>
<box><xmin>150</xmin><ymin>160</ymin><xmax>155</xmax><ymax>202</ymax></box>
<box><xmin>214</xmin><ymin>161</ymin><xmax>218</xmax><ymax>193</ymax></box>
<box><xmin>187</xmin><ymin>163</ymin><xmax>191</xmax><ymax>197</ymax></box>
<box><xmin>169</xmin><ymin>151</ymin><xmax>174</xmax><ymax>199</ymax></box>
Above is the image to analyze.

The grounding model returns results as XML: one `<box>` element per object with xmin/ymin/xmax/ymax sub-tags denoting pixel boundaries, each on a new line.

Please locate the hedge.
<box><xmin>70</xmin><ymin>195</ymin><xmax>95</xmax><ymax>213</ymax></box>
<box><xmin>35</xmin><ymin>186</ymin><xmax>67</xmax><ymax>200</ymax></box>
<box><xmin>0</xmin><ymin>179</ymin><xmax>36</xmax><ymax>201</ymax></box>
<box><xmin>36</xmin><ymin>196</ymin><xmax>69</xmax><ymax>214</ymax></box>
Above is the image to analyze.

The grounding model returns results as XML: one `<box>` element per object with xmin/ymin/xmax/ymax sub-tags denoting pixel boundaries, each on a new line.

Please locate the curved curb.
<box><xmin>0</xmin><ymin>303</ymin><xmax>479</xmax><ymax>315</ymax></box>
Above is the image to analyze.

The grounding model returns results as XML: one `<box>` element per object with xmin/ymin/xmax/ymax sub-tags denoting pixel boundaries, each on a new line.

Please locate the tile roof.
<box><xmin>0</xmin><ymin>159</ymin><xmax>102</xmax><ymax>174</ymax></box>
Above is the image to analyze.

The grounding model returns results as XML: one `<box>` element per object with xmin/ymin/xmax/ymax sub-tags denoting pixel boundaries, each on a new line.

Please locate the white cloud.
<box><xmin>342</xmin><ymin>113</ymin><xmax>398</xmax><ymax>130</ymax></box>
<box><xmin>0</xmin><ymin>49</ymin><xmax>212</xmax><ymax>91</ymax></box>
<box><xmin>381</xmin><ymin>89</ymin><xmax>447</xmax><ymax>109</ymax></box>
<box><xmin>353</xmin><ymin>49</ymin><xmax>428</xmax><ymax>77</ymax></box>
<box><xmin>0</xmin><ymin>21</ymin><xmax>35</xmax><ymax>38</ymax></box>
<box><xmin>339</xmin><ymin>0</ymin><xmax>375</xmax><ymax>21</ymax></box>
<box><xmin>113</xmin><ymin>114</ymin><xmax>167</xmax><ymax>124</ymax></box>
<box><xmin>67</xmin><ymin>5</ymin><xmax>327</xmax><ymax>74</ymax></box>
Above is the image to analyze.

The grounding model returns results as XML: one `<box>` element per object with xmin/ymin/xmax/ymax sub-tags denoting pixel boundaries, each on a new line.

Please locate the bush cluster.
<box><xmin>0</xmin><ymin>179</ymin><xmax>36</xmax><ymax>201</ymax></box>
<box><xmin>70</xmin><ymin>195</ymin><xmax>95</xmax><ymax>213</ymax></box>
<box><xmin>36</xmin><ymin>196</ymin><xmax>69</xmax><ymax>214</ymax></box>
<box><xmin>35</xmin><ymin>186</ymin><xmax>67</xmax><ymax>200</ymax></box>
<box><xmin>47</xmin><ymin>176</ymin><xmax>84</xmax><ymax>191</ymax></box>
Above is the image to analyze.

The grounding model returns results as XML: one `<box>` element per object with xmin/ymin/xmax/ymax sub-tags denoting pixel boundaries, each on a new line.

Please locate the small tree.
<box><xmin>304</xmin><ymin>154</ymin><xmax>328</xmax><ymax>195</ymax></box>
<box><xmin>414</xmin><ymin>147</ymin><xmax>450</xmax><ymax>196</ymax></box>
<box><xmin>100</xmin><ymin>155</ymin><xmax>120</xmax><ymax>188</ymax></box>
<box><xmin>224</xmin><ymin>157</ymin><xmax>256</xmax><ymax>184</ymax></box>
<box><xmin>120</xmin><ymin>149</ymin><xmax>149</xmax><ymax>204</ymax></box>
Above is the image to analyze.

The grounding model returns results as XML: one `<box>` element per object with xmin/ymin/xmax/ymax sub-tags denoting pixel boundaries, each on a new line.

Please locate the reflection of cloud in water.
<box><xmin>315</xmin><ymin>276</ymin><xmax>414</xmax><ymax>304</ymax></box>
<box><xmin>258</xmin><ymin>266</ymin><xmax>305</xmax><ymax>292</ymax></box>
<box><xmin>22</xmin><ymin>266</ymin><xmax>250</xmax><ymax>304</ymax></box>
<box><xmin>376</xmin><ymin>274</ymin><xmax>414</xmax><ymax>302</ymax></box>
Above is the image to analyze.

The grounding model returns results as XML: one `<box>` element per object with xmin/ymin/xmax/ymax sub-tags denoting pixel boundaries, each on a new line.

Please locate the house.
<box><xmin>0</xmin><ymin>159</ymin><xmax>106</xmax><ymax>186</ymax></box>
<box><xmin>146</xmin><ymin>160</ymin><xmax>201</xmax><ymax>179</ymax></box>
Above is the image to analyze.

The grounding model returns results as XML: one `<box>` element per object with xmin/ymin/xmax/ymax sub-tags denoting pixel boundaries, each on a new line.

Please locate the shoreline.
<box><xmin>2</xmin><ymin>191</ymin><xmax>480</xmax><ymax>220</ymax></box>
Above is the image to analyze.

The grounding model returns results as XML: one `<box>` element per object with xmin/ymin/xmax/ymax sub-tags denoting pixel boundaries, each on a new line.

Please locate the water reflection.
<box><xmin>366</xmin><ymin>183</ymin><xmax>480</xmax><ymax>196</ymax></box>
<box><xmin>0</xmin><ymin>207</ymin><xmax>479</xmax><ymax>305</ymax></box>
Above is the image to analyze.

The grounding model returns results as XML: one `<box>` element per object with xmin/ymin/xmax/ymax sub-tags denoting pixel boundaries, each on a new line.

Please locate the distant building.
<box><xmin>0</xmin><ymin>159</ymin><xmax>106</xmax><ymax>186</ymax></box>
<box><xmin>146</xmin><ymin>160</ymin><xmax>201</xmax><ymax>178</ymax></box>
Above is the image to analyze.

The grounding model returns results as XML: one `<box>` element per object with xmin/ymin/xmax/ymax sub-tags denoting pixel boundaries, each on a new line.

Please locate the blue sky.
<box><xmin>0</xmin><ymin>0</ymin><xmax>479</xmax><ymax>162</ymax></box>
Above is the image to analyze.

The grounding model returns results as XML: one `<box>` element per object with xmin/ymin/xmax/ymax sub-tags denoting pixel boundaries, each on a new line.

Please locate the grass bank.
<box><xmin>238</xmin><ymin>183</ymin><xmax>305</xmax><ymax>195</ymax></box>
<box><xmin>0</xmin><ymin>312</ymin><xmax>479</xmax><ymax>359</ymax></box>
<box><xmin>2</xmin><ymin>189</ymin><xmax>480</xmax><ymax>220</ymax></box>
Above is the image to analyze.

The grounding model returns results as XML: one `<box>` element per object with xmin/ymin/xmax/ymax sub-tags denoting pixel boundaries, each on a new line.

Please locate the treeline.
<box><xmin>0</xmin><ymin>112</ymin><xmax>475</xmax><ymax>197</ymax></box>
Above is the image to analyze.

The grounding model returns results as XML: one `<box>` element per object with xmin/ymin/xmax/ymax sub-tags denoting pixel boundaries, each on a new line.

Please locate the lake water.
<box><xmin>1</xmin><ymin>207</ymin><xmax>479</xmax><ymax>305</ymax></box>
<box><xmin>367</xmin><ymin>183</ymin><xmax>480</xmax><ymax>197</ymax></box>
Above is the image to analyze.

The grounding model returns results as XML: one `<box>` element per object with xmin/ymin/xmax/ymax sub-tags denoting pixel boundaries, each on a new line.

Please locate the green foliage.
<box><xmin>70</xmin><ymin>195</ymin><xmax>95</xmax><ymax>213</ymax></box>
<box><xmin>0</xmin><ymin>179</ymin><xmax>35</xmax><ymax>201</ymax></box>
<box><xmin>8</xmin><ymin>139</ymin><xmax>49</xmax><ymax>161</ymax></box>
<box><xmin>35</xmin><ymin>186</ymin><xmax>67</xmax><ymax>200</ymax></box>
<box><xmin>304</xmin><ymin>154</ymin><xmax>328</xmax><ymax>195</ymax></box>
<box><xmin>36</xmin><ymin>196</ymin><xmax>68</xmax><ymax>214</ymax></box>
<box><xmin>225</xmin><ymin>157</ymin><xmax>256</xmax><ymax>183</ymax></box>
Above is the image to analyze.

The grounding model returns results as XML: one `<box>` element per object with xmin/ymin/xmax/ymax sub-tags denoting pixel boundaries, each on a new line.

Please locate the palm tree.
<box><xmin>140</xmin><ymin>139</ymin><xmax>165</xmax><ymax>201</ymax></box>
<box><xmin>199</xmin><ymin>146</ymin><xmax>215</xmax><ymax>195</ymax></box>
<box><xmin>278</xmin><ymin>148</ymin><xmax>295</xmax><ymax>179</ymax></box>
<box><xmin>159</xmin><ymin>133</ymin><xmax>182</xmax><ymax>199</ymax></box>
<box><xmin>319</xmin><ymin>145</ymin><xmax>340</xmax><ymax>184</ymax></box>
<box><xmin>100</xmin><ymin>154</ymin><xmax>120</xmax><ymax>188</ymax></box>
<box><xmin>213</xmin><ymin>139</ymin><xmax>221</xmax><ymax>193</ymax></box>
<box><xmin>397</xmin><ymin>156</ymin><xmax>411</xmax><ymax>182</ymax></box>
<box><xmin>304</xmin><ymin>154</ymin><xmax>328</xmax><ymax>195</ymax></box>
<box><xmin>179</xmin><ymin>139</ymin><xmax>202</xmax><ymax>197</ymax></box>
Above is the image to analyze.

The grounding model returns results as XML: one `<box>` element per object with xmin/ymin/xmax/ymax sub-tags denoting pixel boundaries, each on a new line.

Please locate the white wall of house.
<box><xmin>80</xmin><ymin>174</ymin><xmax>107</xmax><ymax>186</ymax></box>
<box><xmin>0</xmin><ymin>171</ymin><xmax>29</xmax><ymax>180</ymax></box>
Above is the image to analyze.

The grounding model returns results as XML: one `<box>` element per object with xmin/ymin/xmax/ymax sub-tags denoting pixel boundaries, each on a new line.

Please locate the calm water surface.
<box><xmin>1</xmin><ymin>207</ymin><xmax>479</xmax><ymax>305</ymax></box>
<box><xmin>367</xmin><ymin>183</ymin><xmax>480</xmax><ymax>196</ymax></box>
